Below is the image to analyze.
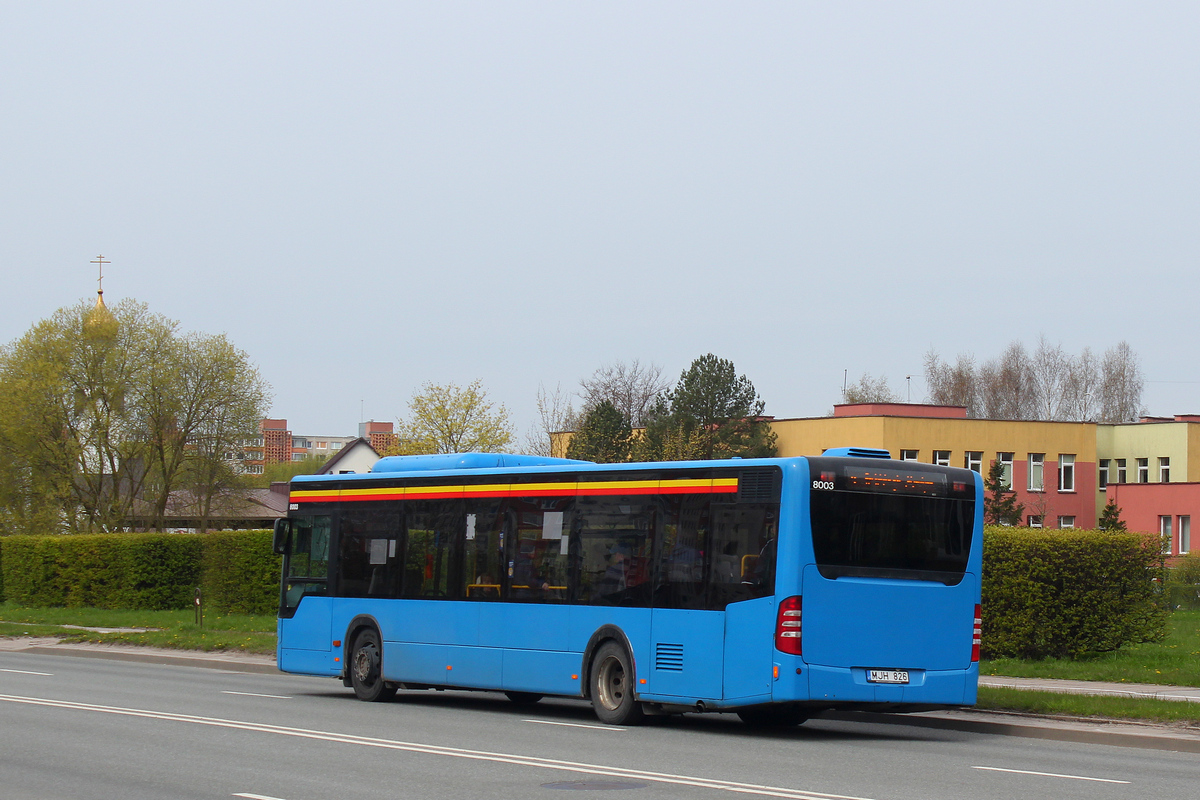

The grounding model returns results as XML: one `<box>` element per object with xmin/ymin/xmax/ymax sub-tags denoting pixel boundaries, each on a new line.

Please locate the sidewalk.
<box><xmin>3</xmin><ymin>636</ymin><xmax>1199</xmax><ymax>751</ymax></box>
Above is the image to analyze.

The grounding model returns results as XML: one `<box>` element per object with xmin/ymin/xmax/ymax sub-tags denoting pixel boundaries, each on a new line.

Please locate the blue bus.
<box><xmin>273</xmin><ymin>448</ymin><xmax>982</xmax><ymax>725</ymax></box>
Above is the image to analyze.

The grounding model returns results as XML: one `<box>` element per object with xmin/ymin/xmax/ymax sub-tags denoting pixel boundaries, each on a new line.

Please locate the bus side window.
<box><xmin>653</xmin><ymin>495</ymin><xmax>709</xmax><ymax>610</ymax></box>
<box><xmin>574</xmin><ymin>495</ymin><xmax>654</xmax><ymax>607</ymax></box>
<box><xmin>708</xmin><ymin>505</ymin><xmax>777</xmax><ymax>609</ymax></box>
<box><xmin>505</xmin><ymin>498</ymin><xmax>572</xmax><ymax>602</ymax></box>
<box><xmin>402</xmin><ymin>500</ymin><xmax>464</xmax><ymax>599</ymax></box>
<box><xmin>337</xmin><ymin>503</ymin><xmax>402</xmax><ymax>599</ymax></box>
<box><xmin>463</xmin><ymin>500</ymin><xmax>504</xmax><ymax>600</ymax></box>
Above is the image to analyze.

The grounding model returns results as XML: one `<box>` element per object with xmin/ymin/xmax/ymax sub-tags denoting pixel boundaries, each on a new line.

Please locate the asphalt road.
<box><xmin>1</xmin><ymin>650</ymin><xmax>1196</xmax><ymax>800</ymax></box>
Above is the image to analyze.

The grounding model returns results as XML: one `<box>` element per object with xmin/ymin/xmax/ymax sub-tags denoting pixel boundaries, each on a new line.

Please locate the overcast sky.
<box><xmin>2</xmin><ymin>2</ymin><xmax>1197</xmax><ymax>440</ymax></box>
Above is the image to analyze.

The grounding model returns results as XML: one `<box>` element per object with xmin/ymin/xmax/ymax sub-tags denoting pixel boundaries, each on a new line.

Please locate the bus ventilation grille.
<box><xmin>738</xmin><ymin>469</ymin><xmax>781</xmax><ymax>503</ymax></box>
<box><xmin>655</xmin><ymin>643</ymin><xmax>684</xmax><ymax>672</ymax></box>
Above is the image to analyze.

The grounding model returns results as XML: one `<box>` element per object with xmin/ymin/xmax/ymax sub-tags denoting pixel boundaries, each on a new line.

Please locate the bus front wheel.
<box><xmin>350</xmin><ymin>628</ymin><xmax>397</xmax><ymax>702</ymax></box>
<box><xmin>590</xmin><ymin>642</ymin><xmax>644</xmax><ymax>725</ymax></box>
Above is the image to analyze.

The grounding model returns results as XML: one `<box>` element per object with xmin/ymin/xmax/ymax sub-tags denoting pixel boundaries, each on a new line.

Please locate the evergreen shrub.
<box><xmin>0</xmin><ymin>533</ymin><xmax>203</xmax><ymax>610</ymax></box>
<box><xmin>982</xmin><ymin>526</ymin><xmax>1168</xmax><ymax>659</ymax></box>
<box><xmin>0</xmin><ymin>531</ymin><xmax>281</xmax><ymax>614</ymax></box>
<box><xmin>201</xmin><ymin>530</ymin><xmax>282</xmax><ymax>615</ymax></box>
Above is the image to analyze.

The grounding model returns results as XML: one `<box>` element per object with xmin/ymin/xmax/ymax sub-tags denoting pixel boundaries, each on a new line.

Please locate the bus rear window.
<box><xmin>808</xmin><ymin>458</ymin><xmax>974</xmax><ymax>585</ymax></box>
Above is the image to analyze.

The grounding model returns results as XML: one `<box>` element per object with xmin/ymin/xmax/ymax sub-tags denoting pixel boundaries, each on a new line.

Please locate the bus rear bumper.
<box><xmin>797</xmin><ymin>662</ymin><xmax>979</xmax><ymax>707</ymax></box>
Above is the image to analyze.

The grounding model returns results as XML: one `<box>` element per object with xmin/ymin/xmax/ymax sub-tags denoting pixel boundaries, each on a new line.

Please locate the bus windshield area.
<box><xmin>808</xmin><ymin>459</ymin><xmax>975</xmax><ymax>585</ymax></box>
<box><xmin>282</xmin><ymin>514</ymin><xmax>331</xmax><ymax>614</ymax></box>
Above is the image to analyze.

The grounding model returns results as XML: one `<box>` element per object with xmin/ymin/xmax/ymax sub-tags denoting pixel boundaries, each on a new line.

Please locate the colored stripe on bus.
<box><xmin>290</xmin><ymin>477</ymin><xmax>738</xmax><ymax>504</ymax></box>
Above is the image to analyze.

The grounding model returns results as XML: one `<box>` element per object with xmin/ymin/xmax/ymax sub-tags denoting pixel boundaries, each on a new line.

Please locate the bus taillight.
<box><xmin>971</xmin><ymin>604</ymin><xmax>982</xmax><ymax>662</ymax></box>
<box><xmin>775</xmin><ymin>596</ymin><xmax>803</xmax><ymax>655</ymax></box>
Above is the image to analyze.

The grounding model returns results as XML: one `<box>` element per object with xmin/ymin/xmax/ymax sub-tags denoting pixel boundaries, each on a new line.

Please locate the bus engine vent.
<box><xmin>737</xmin><ymin>469</ymin><xmax>781</xmax><ymax>503</ymax></box>
<box><xmin>655</xmin><ymin>643</ymin><xmax>684</xmax><ymax>672</ymax></box>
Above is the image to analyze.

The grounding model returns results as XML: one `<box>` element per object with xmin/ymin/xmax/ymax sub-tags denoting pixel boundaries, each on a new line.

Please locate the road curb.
<box><xmin>17</xmin><ymin>644</ymin><xmax>279</xmax><ymax>675</ymax></box>
<box><xmin>823</xmin><ymin>709</ymin><xmax>1200</xmax><ymax>753</ymax></box>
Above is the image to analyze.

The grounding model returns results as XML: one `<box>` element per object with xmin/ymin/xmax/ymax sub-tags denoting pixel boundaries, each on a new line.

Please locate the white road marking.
<box><xmin>0</xmin><ymin>668</ymin><xmax>53</xmax><ymax>676</ymax></box>
<box><xmin>233</xmin><ymin>794</ymin><xmax>289</xmax><ymax>800</ymax></box>
<box><xmin>1</xmin><ymin>693</ymin><xmax>874</xmax><ymax>800</ymax></box>
<box><xmin>972</xmin><ymin>766</ymin><xmax>1131</xmax><ymax>784</ymax></box>
<box><xmin>523</xmin><ymin>719</ymin><xmax>625</xmax><ymax>732</ymax></box>
<box><xmin>221</xmin><ymin>691</ymin><xmax>292</xmax><ymax>699</ymax></box>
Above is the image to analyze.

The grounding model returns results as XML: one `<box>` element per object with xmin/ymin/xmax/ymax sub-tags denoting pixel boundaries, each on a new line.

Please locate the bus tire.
<box><xmin>590</xmin><ymin>641</ymin><xmax>644</xmax><ymax>725</ymax></box>
<box><xmin>736</xmin><ymin>705</ymin><xmax>809</xmax><ymax>727</ymax></box>
<box><xmin>349</xmin><ymin>628</ymin><xmax>397</xmax><ymax>702</ymax></box>
<box><xmin>504</xmin><ymin>691</ymin><xmax>543</xmax><ymax>705</ymax></box>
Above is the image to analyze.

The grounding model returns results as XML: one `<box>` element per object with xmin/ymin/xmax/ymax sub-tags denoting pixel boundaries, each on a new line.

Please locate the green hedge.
<box><xmin>0</xmin><ymin>531</ymin><xmax>280</xmax><ymax>615</ymax></box>
<box><xmin>201</xmin><ymin>530</ymin><xmax>282</xmax><ymax>616</ymax></box>
<box><xmin>981</xmin><ymin>526</ymin><xmax>1168</xmax><ymax>659</ymax></box>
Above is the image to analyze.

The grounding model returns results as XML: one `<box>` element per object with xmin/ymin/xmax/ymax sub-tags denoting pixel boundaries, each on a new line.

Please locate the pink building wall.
<box><xmin>1107</xmin><ymin>482</ymin><xmax>1199</xmax><ymax>556</ymax></box>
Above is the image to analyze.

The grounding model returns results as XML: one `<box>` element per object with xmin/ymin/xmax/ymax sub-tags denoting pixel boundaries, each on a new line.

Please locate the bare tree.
<box><xmin>1099</xmin><ymin>341</ymin><xmax>1145</xmax><ymax>423</ymax></box>
<box><xmin>923</xmin><ymin>350</ymin><xmax>979</xmax><ymax>416</ymax></box>
<box><xmin>978</xmin><ymin>341</ymin><xmax>1036</xmax><ymax>420</ymax></box>
<box><xmin>1030</xmin><ymin>336</ymin><xmax>1070</xmax><ymax>420</ymax></box>
<box><xmin>523</xmin><ymin>383</ymin><xmax>580</xmax><ymax>457</ymax></box>
<box><xmin>842</xmin><ymin>373</ymin><xmax>902</xmax><ymax>404</ymax></box>
<box><xmin>578</xmin><ymin>360</ymin><xmax>671</xmax><ymax>427</ymax></box>
<box><xmin>1062</xmin><ymin>346</ymin><xmax>1101</xmax><ymax>421</ymax></box>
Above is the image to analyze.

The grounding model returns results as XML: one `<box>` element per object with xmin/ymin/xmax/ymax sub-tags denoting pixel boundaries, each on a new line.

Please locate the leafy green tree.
<box><xmin>245</xmin><ymin>455</ymin><xmax>330</xmax><ymax>488</ymax></box>
<box><xmin>1098</xmin><ymin>499</ymin><xmax>1128</xmax><ymax>532</ymax></box>
<box><xmin>393</xmin><ymin>380</ymin><xmax>514</xmax><ymax>454</ymax></box>
<box><xmin>566</xmin><ymin>400</ymin><xmax>632</xmax><ymax>463</ymax></box>
<box><xmin>641</xmin><ymin>354</ymin><xmax>776</xmax><ymax>461</ymax></box>
<box><xmin>983</xmin><ymin>460</ymin><xmax>1024</xmax><ymax>526</ymax></box>
<box><xmin>0</xmin><ymin>296</ymin><xmax>270</xmax><ymax>534</ymax></box>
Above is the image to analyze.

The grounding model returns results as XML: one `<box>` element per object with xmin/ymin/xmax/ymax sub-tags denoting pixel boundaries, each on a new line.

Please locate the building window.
<box><xmin>933</xmin><ymin>450</ymin><xmax>950</xmax><ymax>467</ymax></box>
<box><xmin>900</xmin><ymin>449</ymin><xmax>919</xmax><ymax>462</ymax></box>
<box><xmin>1160</xmin><ymin>515</ymin><xmax>1173</xmax><ymax>555</ymax></box>
<box><xmin>1028</xmin><ymin>454</ymin><xmax>1044</xmax><ymax>491</ymax></box>
<box><xmin>331</xmin><ymin>442</ymin><xmax>344</xmax><ymax>450</ymax></box>
<box><xmin>1159</xmin><ymin>457</ymin><xmax>1170</xmax><ymax>483</ymax></box>
<box><xmin>1027</xmin><ymin>515</ymin><xmax>1043</xmax><ymax>528</ymax></box>
<box><xmin>1058</xmin><ymin>454</ymin><xmax>1075</xmax><ymax>492</ymax></box>
<box><xmin>1116</xmin><ymin>458</ymin><xmax>1127</xmax><ymax>484</ymax></box>
<box><xmin>292</xmin><ymin>453</ymin><xmax>307</xmax><ymax>461</ymax></box>
<box><xmin>998</xmin><ymin>452</ymin><xmax>1014</xmax><ymax>490</ymax></box>
<box><xmin>1058</xmin><ymin>516</ymin><xmax>1075</xmax><ymax>529</ymax></box>
<box><xmin>1181</xmin><ymin>517</ymin><xmax>1191</xmax><ymax>555</ymax></box>
<box><xmin>1137</xmin><ymin>458</ymin><xmax>1149</xmax><ymax>483</ymax></box>
<box><xmin>245</xmin><ymin>465</ymin><xmax>264</xmax><ymax>475</ymax></box>
<box><xmin>1098</xmin><ymin>459</ymin><xmax>1109</xmax><ymax>489</ymax></box>
<box><xmin>965</xmin><ymin>451</ymin><xmax>983</xmax><ymax>473</ymax></box>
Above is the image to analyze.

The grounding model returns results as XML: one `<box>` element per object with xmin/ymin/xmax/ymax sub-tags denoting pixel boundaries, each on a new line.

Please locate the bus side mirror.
<box><xmin>272</xmin><ymin>519</ymin><xmax>291</xmax><ymax>555</ymax></box>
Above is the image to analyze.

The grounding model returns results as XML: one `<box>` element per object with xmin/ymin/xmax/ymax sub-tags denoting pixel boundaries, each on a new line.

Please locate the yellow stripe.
<box><xmin>293</xmin><ymin>476</ymin><xmax>740</xmax><ymax>502</ymax></box>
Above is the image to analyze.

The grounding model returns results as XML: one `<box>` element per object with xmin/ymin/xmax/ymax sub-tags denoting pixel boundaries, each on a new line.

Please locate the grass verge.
<box><xmin>0</xmin><ymin>602</ymin><xmax>276</xmax><ymax>655</ymax></box>
<box><xmin>981</xmin><ymin>609</ymin><xmax>1200</xmax><ymax>686</ymax></box>
<box><xmin>977</xmin><ymin>685</ymin><xmax>1200</xmax><ymax>725</ymax></box>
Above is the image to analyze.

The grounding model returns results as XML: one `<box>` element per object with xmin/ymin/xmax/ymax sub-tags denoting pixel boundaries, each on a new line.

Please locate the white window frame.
<box><xmin>933</xmin><ymin>450</ymin><xmax>950</xmax><ymax>467</ymax></box>
<box><xmin>1058</xmin><ymin>516</ymin><xmax>1075</xmax><ymax>529</ymax></box>
<box><xmin>1058</xmin><ymin>454</ymin><xmax>1075</xmax><ymax>493</ymax></box>
<box><xmin>1098</xmin><ymin>459</ymin><xmax>1109</xmax><ymax>489</ymax></box>
<box><xmin>998</xmin><ymin>452</ymin><xmax>1014</xmax><ymax>490</ymax></box>
<box><xmin>1116</xmin><ymin>458</ymin><xmax>1127</xmax><ymax>484</ymax></box>
<box><xmin>1181</xmin><ymin>516</ymin><xmax>1191</xmax><ymax>555</ymax></box>
<box><xmin>1028</xmin><ymin>515</ymin><xmax>1043</xmax><ymax>528</ymax></box>
<box><xmin>1028</xmin><ymin>453</ymin><xmax>1045</xmax><ymax>492</ymax></box>
<box><xmin>1159</xmin><ymin>457</ymin><xmax>1170</xmax><ymax>483</ymax></box>
<box><xmin>965</xmin><ymin>451</ymin><xmax>983</xmax><ymax>473</ymax></box>
<box><xmin>1137</xmin><ymin>458</ymin><xmax>1149</xmax><ymax>483</ymax></box>
<box><xmin>900</xmin><ymin>449</ymin><xmax>919</xmax><ymax>462</ymax></box>
<box><xmin>1160</xmin><ymin>515</ymin><xmax>1173</xmax><ymax>554</ymax></box>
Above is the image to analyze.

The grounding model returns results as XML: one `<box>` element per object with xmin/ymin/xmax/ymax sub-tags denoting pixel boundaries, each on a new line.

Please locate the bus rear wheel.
<box><xmin>350</xmin><ymin>628</ymin><xmax>397</xmax><ymax>702</ymax></box>
<box><xmin>736</xmin><ymin>705</ymin><xmax>809</xmax><ymax>727</ymax></box>
<box><xmin>590</xmin><ymin>642</ymin><xmax>644</xmax><ymax>725</ymax></box>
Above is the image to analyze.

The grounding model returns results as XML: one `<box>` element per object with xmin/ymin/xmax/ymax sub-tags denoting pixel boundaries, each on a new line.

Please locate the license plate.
<box><xmin>867</xmin><ymin>669</ymin><xmax>909</xmax><ymax>684</ymax></box>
